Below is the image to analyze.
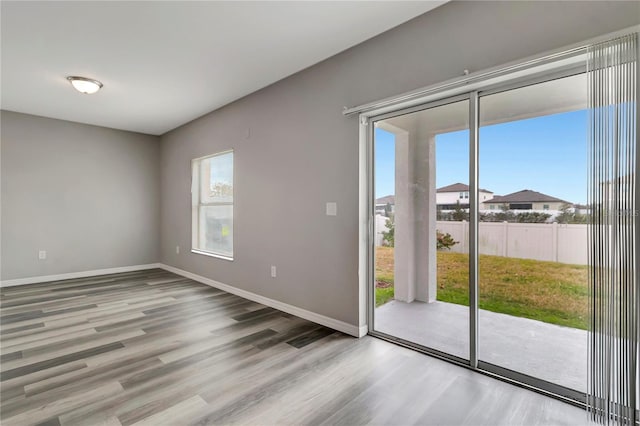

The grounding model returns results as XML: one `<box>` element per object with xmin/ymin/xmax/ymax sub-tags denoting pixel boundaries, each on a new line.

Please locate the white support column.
<box><xmin>393</xmin><ymin>127</ymin><xmax>415</xmax><ymax>303</ymax></box>
<box><xmin>414</xmin><ymin>134</ymin><xmax>437</xmax><ymax>302</ymax></box>
<box><xmin>378</xmin><ymin>121</ymin><xmax>438</xmax><ymax>304</ymax></box>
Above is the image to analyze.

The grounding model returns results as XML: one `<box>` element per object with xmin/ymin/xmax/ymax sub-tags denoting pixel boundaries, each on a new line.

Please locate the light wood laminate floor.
<box><xmin>0</xmin><ymin>269</ymin><xmax>588</xmax><ymax>425</ymax></box>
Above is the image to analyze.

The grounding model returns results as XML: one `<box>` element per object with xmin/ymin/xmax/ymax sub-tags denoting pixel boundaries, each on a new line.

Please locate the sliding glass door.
<box><xmin>372</xmin><ymin>98</ymin><xmax>470</xmax><ymax>359</ymax></box>
<box><xmin>477</xmin><ymin>73</ymin><xmax>589</xmax><ymax>394</ymax></box>
<box><xmin>369</xmin><ymin>71</ymin><xmax>589</xmax><ymax>401</ymax></box>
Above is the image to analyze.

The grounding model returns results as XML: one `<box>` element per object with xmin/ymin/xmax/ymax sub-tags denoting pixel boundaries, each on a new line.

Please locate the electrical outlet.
<box><xmin>38</xmin><ymin>250</ymin><xmax>47</xmax><ymax>260</ymax></box>
<box><xmin>270</xmin><ymin>265</ymin><xmax>277</xmax><ymax>278</ymax></box>
<box><xmin>176</xmin><ymin>245</ymin><xmax>180</xmax><ymax>254</ymax></box>
<box><xmin>326</xmin><ymin>202</ymin><xmax>337</xmax><ymax>216</ymax></box>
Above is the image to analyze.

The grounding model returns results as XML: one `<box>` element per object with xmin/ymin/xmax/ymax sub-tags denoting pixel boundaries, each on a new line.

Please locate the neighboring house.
<box><xmin>375</xmin><ymin>195</ymin><xmax>395</xmax><ymax>216</ymax></box>
<box><xmin>574</xmin><ymin>204</ymin><xmax>591</xmax><ymax>215</ymax></box>
<box><xmin>484</xmin><ymin>189</ymin><xmax>569</xmax><ymax>211</ymax></box>
<box><xmin>436</xmin><ymin>183</ymin><xmax>494</xmax><ymax>210</ymax></box>
<box><xmin>379</xmin><ymin>186</ymin><xmax>571</xmax><ymax>213</ymax></box>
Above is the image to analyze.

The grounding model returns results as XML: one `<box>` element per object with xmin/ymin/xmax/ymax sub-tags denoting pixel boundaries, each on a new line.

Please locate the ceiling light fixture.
<box><xmin>66</xmin><ymin>76</ymin><xmax>103</xmax><ymax>94</ymax></box>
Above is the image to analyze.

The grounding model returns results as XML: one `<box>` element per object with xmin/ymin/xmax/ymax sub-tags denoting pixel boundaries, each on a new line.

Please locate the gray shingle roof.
<box><xmin>485</xmin><ymin>189</ymin><xmax>569</xmax><ymax>204</ymax></box>
<box><xmin>436</xmin><ymin>183</ymin><xmax>492</xmax><ymax>193</ymax></box>
<box><xmin>375</xmin><ymin>195</ymin><xmax>395</xmax><ymax>205</ymax></box>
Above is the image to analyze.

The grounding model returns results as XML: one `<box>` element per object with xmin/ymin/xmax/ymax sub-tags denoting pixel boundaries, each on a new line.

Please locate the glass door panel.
<box><xmin>372</xmin><ymin>99</ymin><xmax>470</xmax><ymax>359</ymax></box>
<box><xmin>477</xmin><ymin>73</ymin><xmax>588</xmax><ymax>392</ymax></box>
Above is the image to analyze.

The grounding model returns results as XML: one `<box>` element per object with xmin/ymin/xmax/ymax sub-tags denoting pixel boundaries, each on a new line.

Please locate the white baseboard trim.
<box><xmin>358</xmin><ymin>325</ymin><xmax>368</xmax><ymax>338</ymax></box>
<box><xmin>0</xmin><ymin>263</ymin><xmax>163</xmax><ymax>287</ymax></box>
<box><xmin>160</xmin><ymin>263</ymin><xmax>364</xmax><ymax>338</ymax></box>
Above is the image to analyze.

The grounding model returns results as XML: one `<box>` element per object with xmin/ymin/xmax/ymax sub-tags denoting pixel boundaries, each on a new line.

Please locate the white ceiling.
<box><xmin>1</xmin><ymin>1</ymin><xmax>446</xmax><ymax>135</ymax></box>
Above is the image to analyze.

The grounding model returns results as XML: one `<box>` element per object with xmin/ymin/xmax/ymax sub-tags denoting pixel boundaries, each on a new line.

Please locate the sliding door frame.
<box><xmin>367</xmin><ymin>93</ymin><xmax>472</xmax><ymax>369</ymax></box>
<box><xmin>366</xmin><ymin>66</ymin><xmax>589</xmax><ymax>406</ymax></box>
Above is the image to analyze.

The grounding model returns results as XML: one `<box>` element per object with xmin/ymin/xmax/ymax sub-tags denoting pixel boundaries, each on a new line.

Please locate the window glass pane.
<box><xmin>198</xmin><ymin>205</ymin><xmax>233</xmax><ymax>257</ymax></box>
<box><xmin>200</xmin><ymin>152</ymin><xmax>233</xmax><ymax>204</ymax></box>
<box><xmin>373</xmin><ymin>99</ymin><xmax>470</xmax><ymax>359</ymax></box>
<box><xmin>478</xmin><ymin>73</ymin><xmax>588</xmax><ymax>392</ymax></box>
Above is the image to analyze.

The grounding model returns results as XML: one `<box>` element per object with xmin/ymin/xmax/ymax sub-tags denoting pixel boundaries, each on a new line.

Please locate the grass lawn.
<box><xmin>375</xmin><ymin>247</ymin><xmax>589</xmax><ymax>330</ymax></box>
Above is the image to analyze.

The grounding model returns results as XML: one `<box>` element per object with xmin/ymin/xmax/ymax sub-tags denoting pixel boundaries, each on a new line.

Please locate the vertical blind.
<box><xmin>588</xmin><ymin>32</ymin><xmax>638</xmax><ymax>425</ymax></box>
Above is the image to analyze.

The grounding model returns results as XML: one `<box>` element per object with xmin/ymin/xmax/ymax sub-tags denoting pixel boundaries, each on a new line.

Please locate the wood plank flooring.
<box><xmin>0</xmin><ymin>269</ymin><xmax>588</xmax><ymax>425</ymax></box>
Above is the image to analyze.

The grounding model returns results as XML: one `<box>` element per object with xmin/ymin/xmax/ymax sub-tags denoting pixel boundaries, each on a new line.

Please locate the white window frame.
<box><xmin>191</xmin><ymin>150</ymin><xmax>234</xmax><ymax>261</ymax></box>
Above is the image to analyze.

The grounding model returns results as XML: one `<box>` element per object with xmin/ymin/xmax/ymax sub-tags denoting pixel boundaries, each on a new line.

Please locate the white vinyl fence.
<box><xmin>375</xmin><ymin>215</ymin><xmax>390</xmax><ymax>247</ymax></box>
<box><xmin>375</xmin><ymin>215</ymin><xmax>588</xmax><ymax>265</ymax></box>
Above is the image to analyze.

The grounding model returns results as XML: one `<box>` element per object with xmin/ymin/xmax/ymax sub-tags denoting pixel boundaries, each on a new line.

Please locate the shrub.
<box><xmin>480</xmin><ymin>210</ymin><xmax>551</xmax><ymax>223</ymax></box>
<box><xmin>437</xmin><ymin>230</ymin><xmax>458</xmax><ymax>250</ymax></box>
<box><xmin>382</xmin><ymin>216</ymin><xmax>395</xmax><ymax>247</ymax></box>
<box><xmin>556</xmin><ymin>203</ymin><xmax>590</xmax><ymax>224</ymax></box>
<box><xmin>515</xmin><ymin>212</ymin><xmax>551</xmax><ymax>223</ymax></box>
<box><xmin>451</xmin><ymin>201</ymin><xmax>469</xmax><ymax>221</ymax></box>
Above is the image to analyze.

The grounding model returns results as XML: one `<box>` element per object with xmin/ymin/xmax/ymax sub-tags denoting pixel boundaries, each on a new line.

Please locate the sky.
<box><xmin>208</xmin><ymin>152</ymin><xmax>234</xmax><ymax>186</ymax></box>
<box><xmin>374</xmin><ymin>109</ymin><xmax>588</xmax><ymax>205</ymax></box>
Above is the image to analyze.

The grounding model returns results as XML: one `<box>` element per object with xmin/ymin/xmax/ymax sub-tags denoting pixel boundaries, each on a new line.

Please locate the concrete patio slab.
<box><xmin>375</xmin><ymin>300</ymin><xmax>587</xmax><ymax>392</ymax></box>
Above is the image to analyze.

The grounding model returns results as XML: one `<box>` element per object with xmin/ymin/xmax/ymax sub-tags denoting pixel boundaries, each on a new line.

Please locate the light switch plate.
<box><xmin>326</xmin><ymin>202</ymin><xmax>337</xmax><ymax>216</ymax></box>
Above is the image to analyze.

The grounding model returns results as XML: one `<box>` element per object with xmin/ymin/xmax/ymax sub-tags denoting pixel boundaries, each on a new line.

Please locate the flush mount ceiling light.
<box><xmin>66</xmin><ymin>76</ymin><xmax>103</xmax><ymax>94</ymax></box>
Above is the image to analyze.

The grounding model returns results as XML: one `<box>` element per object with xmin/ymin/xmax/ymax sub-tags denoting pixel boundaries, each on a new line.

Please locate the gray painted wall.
<box><xmin>160</xmin><ymin>1</ymin><xmax>639</xmax><ymax>327</ymax></box>
<box><xmin>1</xmin><ymin>111</ymin><xmax>160</xmax><ymax>280</ymax></box>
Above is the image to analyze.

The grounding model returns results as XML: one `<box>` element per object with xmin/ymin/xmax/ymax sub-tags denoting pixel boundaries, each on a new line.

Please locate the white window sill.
<box><xmin>191</xmin><ymin>249</ymin><xmax>234</xmax><ymax>262</ymax></box>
